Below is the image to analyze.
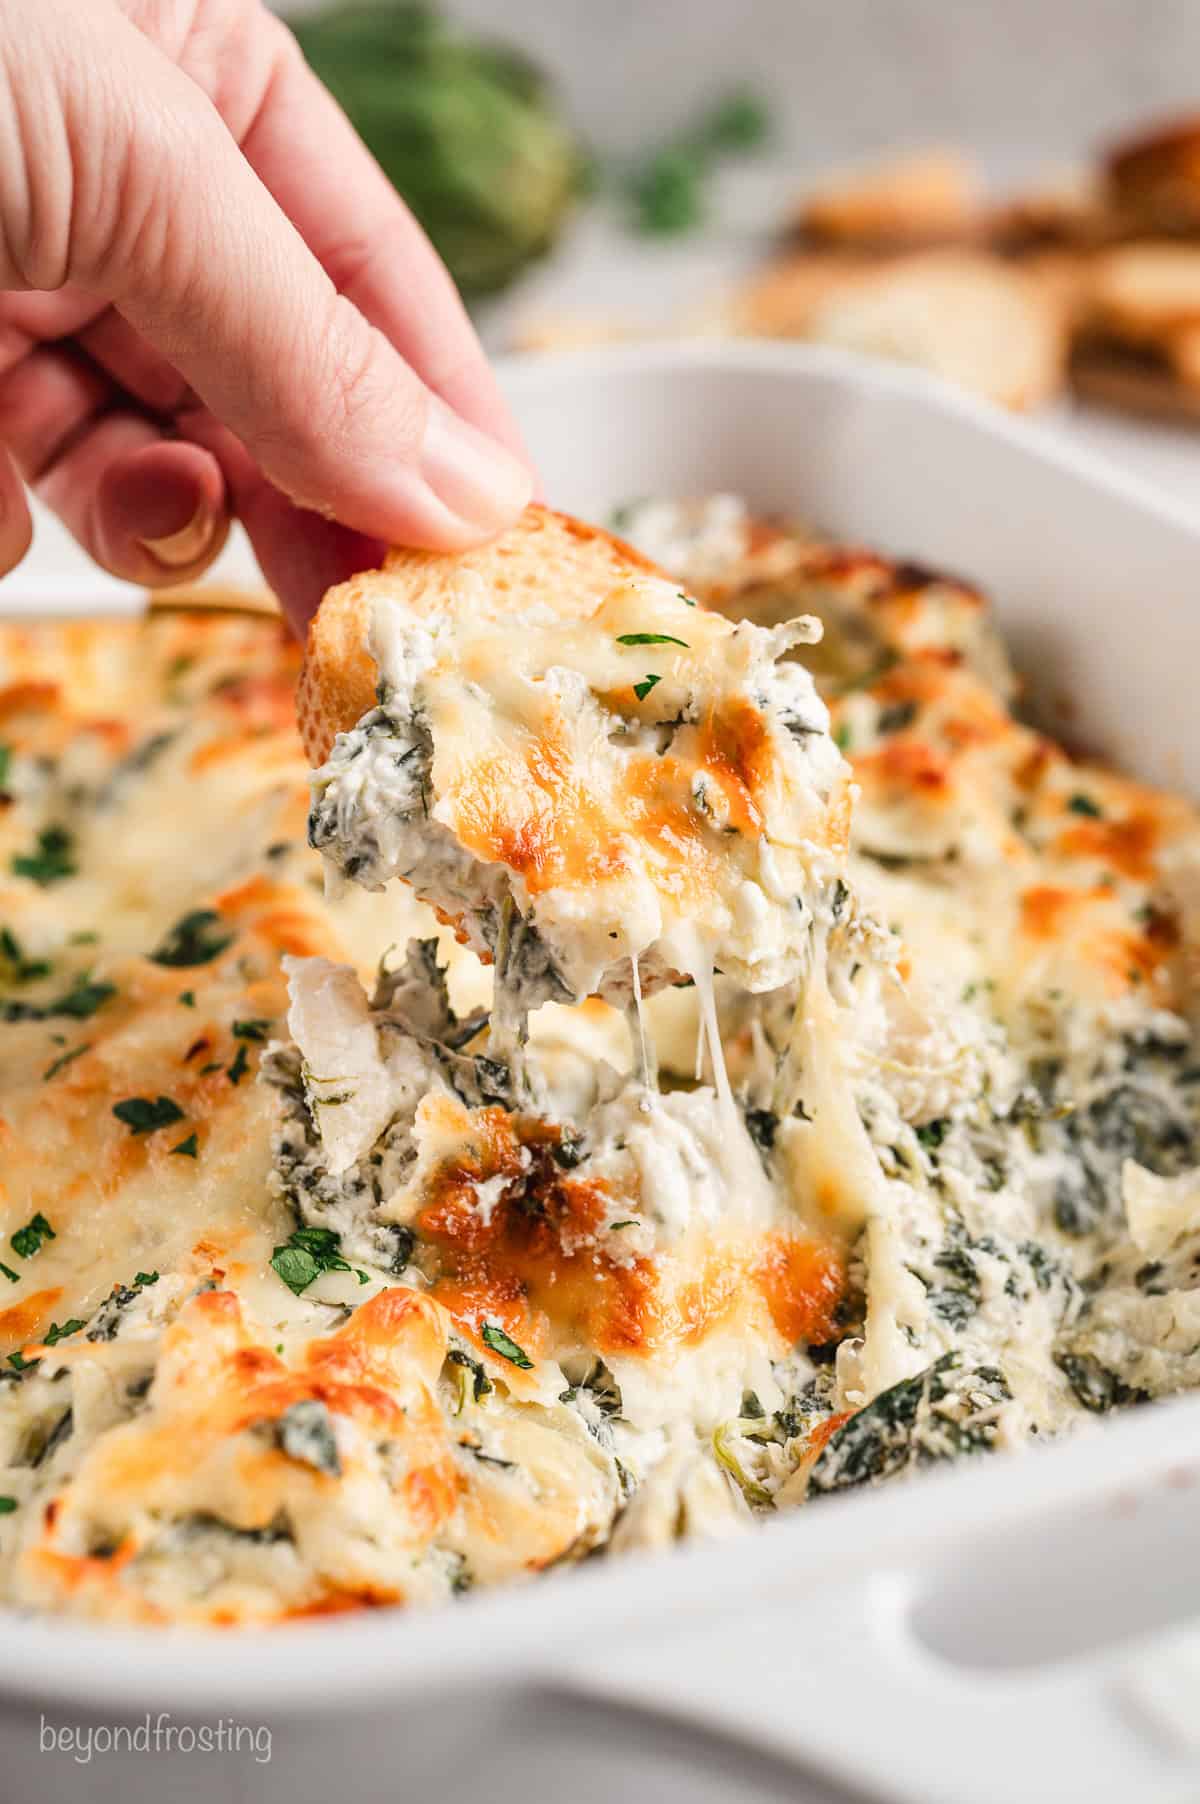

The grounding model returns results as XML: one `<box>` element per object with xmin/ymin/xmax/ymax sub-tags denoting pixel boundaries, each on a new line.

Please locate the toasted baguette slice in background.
<box><xmin>297</xmin><ymin>504</ymin><xmax>660</xmax><ymax>767</ymax></box>
<box><xmin>795</xmin><ymin>148</ymin><xmax>982</xmax><ymax>251</ymax></box>
<box><xmin>1107</xmin><ymin>115</ymin><xmax>1200</xmax><ymax>235</ymax></box>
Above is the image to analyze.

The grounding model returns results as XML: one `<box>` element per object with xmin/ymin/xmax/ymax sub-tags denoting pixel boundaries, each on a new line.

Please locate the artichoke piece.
<box><xmin>292</xmin><ymin>2</ymin><xmax>583</xmax><ymax>296</ymax></box>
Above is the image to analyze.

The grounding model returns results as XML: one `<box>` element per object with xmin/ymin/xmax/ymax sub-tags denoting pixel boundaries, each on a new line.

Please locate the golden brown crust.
<box><xmin>1069</xmin><ymin>344</ymin><xmax>1200</xmax><ymax>421</ymax></box>
<box><xmin>1107</xmin><ymin>115</ymin><xmax>1200</xmax><ymax>234</ymax></box>
<box><xmin>297</xmin><ymin>503</ymin><xmax>663</xmax><ymax>765</ymax></box>
<box><xmin>795</xmin><ymin>149</ymin><xmax>982</xmax><ymax>251</ymax></box>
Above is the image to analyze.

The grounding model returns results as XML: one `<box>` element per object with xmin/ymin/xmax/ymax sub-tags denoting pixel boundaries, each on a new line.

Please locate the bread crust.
<box><xmin>1107</xmin><ymin>115</ymin><xmax>1200</xmax><ymax>234</ymax></box>
<box><xmin>297</xmin><ymin>504</ymin><xmax>662</xmax><ymax>766</ymax></box>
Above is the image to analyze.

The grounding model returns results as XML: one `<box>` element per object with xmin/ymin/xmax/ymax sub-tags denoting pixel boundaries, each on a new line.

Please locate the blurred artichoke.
<box><xmin>292</xmin><ymin>2</ymin><xmax>583</xmax><ymax>298</ymax></box>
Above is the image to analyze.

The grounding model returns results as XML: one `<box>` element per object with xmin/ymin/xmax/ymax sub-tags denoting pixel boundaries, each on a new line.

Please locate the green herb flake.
<box><xmin>232</xmin><ymin>1019</ymin><xmax>270</xmax><ymax>1041</ymax></box>
<box><xmin>11</xmin><ymin>825</ymin><xmax>76</xmax><ymax>887</ymax></box>
<box><xmin>169</xmin><ymin>1133</ymin><xmax>199</xmax><ymax>1159</ymax></box>
<box><xmin>480</xmin><ymin>1322</ymin><xmax>534</xmax><ymax>1369</ymax></box>
<box><xmin>149</xmin><ymin>909</ymin><xmax>233</xmax><ymax>968</ymax></box>
<box><xmin>178</xmin><ymin>990</ymin><xmax>196</xmax><ymax>1008</ymax></box>
<box><xmin>834</xmin><ymin>723</ymin><xmax>852</xmax><ymax>752</ymax></box>
<box><xmin>134</xmin><ymin>1272</ymin><xmax>159</xmax><ymax>1287</ymax></box>
<box><xmin>112</xmin><ymin>1096</ymin><xmax>185</xmax><ymax>1135</ymax></box>
<box><xmin>633</xmin><ymin>673</ymin><xmax>662</xmax><ymax>703</ymax></box>
<box><xmin>53</xmin><ymin>975</ymin><xmax>116</xmax><ymax>1020</ymax></box>
<box><xmin>0</xmin><ymin>1262</ymin><xmax>18</xmax><ymax>1284</ymax></box>
<box><xmin>43</xmin><ymin>1318</ymin><xmax>85</xmax><ymax>1346</ymax></box>
<box><xmin>616</xmin><ymin>632</ymin><xmax>689</xmax><ymax>648</ymax></box>
<box><xmin>1067</xmin><ymin>793</ymin><xmax>1103</xmax><ymax>818</ymax></box>
<box><xmin>0</xmin><ymin>1496</ymin><xmax>16</xmax><ymax>1514</ymax></box>
<box><xmin>0</xmin><ymin>743</ymin><xmax>11</xmax><ymax>788</ymax></box>
<box><xmin>42</xmin><ymin>1043</ymin><xmax>89</xmax><ymax>1083</ymax></box>
<box><xmin>270</xmin><ymin>1226</ymin><xmax>351</xmax><ymax>1297</ymax></box>
<box><xmin>677</xmin><ymin>590</ymin><xmax>697</xmax><ymax>607</ymax></box>
<box><xmin>7</xmin><ymin>1351</ymin><xmax>37</xmax><ymax>1371</ymax></box>
<box><xmin>11</xmin><ymin>1213</ymin><xmax>55</xmax><ymax>1260</ymax></box>
<box><xmin>226</xmin><ymin>1043</ymin><xmax>251</xmax><ymax>1086</ymax></box>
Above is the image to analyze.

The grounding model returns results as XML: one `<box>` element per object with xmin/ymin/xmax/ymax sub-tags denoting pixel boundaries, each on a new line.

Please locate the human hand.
<box><xmin>0</xmin><ymin>0</ymin><xmax>533</xmax><ymax>629</ymax></box>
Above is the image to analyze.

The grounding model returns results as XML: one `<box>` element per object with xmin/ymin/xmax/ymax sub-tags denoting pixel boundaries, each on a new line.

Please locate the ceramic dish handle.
<box><xmin>553</xmin><ymin>1468</ymin><xmax>1200</xmax><ymax>1804</ymax></box>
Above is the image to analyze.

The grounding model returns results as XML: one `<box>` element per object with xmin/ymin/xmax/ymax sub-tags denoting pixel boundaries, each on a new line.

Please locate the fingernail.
<box><xmin>138</xmin><ymin>499</ymin><xmax>219</xmax><ymax>569</ymax></box>
<box><xmin>420</xmin><ymin>397</ymin><xmax>533</xmax><ymax>534</ymax></box>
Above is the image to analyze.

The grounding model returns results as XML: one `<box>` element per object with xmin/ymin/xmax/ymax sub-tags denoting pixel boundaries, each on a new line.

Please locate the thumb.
<box><xmin>26</xmin><ymin>1</ymin><xmax>532</xmax><ymax>549</ymax></box>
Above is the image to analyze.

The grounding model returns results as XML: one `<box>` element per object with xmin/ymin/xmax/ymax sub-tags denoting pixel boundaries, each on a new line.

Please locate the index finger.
<box><xmin>230</xmin><ymin>14</ymin><xmax>531</xmax><ymax>467</ymax></box>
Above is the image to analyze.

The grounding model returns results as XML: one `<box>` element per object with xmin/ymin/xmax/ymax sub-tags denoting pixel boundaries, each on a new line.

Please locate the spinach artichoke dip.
<box><xmin>1</xmin><ymin>495</ymin><xmax>1197</xmax><ymax>1626</ymax></box>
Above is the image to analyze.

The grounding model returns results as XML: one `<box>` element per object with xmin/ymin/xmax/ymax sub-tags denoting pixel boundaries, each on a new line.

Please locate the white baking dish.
<box><xmin>5</xmin><ymin>343</ymin><xmax>1200</xmax><ymax>1804</ymax></box>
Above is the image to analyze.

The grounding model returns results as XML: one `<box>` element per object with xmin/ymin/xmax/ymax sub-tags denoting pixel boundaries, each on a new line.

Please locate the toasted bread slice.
<box><xmin>299</xmin><ymin>504</ymin><xmax>849</xmax><ymax>1011</ymax></box>
<box><xmin>1107</xmin><ymin>115</ymin><xmax>1200</xmax><ymax>235</ymax></box>
<box><xmin>796</xmin><ymin>149</ymin><xmax>982</xmax><ymax>251</ymax></box>
<box><xmin>738</xmin><ymin>250</ymin><xmax>1066</xmax><ymax>410</ymax></box>
<box><xmin>297</xmin><ymin>505</ymin><xmax>659</xmax><ymax>767</ymax></box>
<box><xmin>1082</xmin><ymin>242</ymin><xmax>1200</xmax><ymax>341</ymax></box>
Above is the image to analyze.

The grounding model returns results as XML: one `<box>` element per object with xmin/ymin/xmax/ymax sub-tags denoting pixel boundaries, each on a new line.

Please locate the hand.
<box><xmin>0</xmin><ymin>0</ymin><xmax>533</xmax><ymax>629</ymax></box>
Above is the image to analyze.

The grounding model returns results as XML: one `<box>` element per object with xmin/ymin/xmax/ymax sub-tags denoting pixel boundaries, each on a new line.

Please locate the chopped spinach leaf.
<box><xmin>877</xmin><ymin>700</ymin><xmax>918</xmax><ymax>735</ymax></box>
<box><xmin>274</xmin><ymin>1399</ymin><xmax>341</xmax><ymax>1477</ymax></box>
<box><xmin>633</xmin><ymin>673</ymin><xmax>661</xmax><ymax>702</ymax></box>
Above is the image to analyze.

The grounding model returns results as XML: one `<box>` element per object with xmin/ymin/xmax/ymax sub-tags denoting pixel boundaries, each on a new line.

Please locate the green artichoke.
<box><xmin>292</xmin><ymin>2</ymin><xmax>583</xmax><ymax>298</ymax></box>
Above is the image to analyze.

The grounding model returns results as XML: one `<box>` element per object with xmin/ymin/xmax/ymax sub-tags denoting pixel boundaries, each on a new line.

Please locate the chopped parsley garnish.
<box><xmin>134</xmin><ymin>1272</ymin><xmax>159</xmax><ymax>1287</ymax></box>
<box><xmin>112</xmin><ymin>1096</ymin><xmax>185</xmax><ymax>1135</ymax></box>
<box><xmin>270</xmin><ymin>1226</ymin><xmax>353</xmax><ymax>1297</ymax></box>
<box><xmin>226</xmin><ymin>1042</ymin><xmax>251</xmax><ymax>1085</ymax></box>
<box><xmin>677</xmin><ymin>591</ymin><xmax>696</xmax><ymax>607</ymax></box>
<box><xmin>6</xmin><ymin>1351</ymin><xmax>35</xmax><ymax>1371</ymax></box>
<box><xmin>633</xmin><ymin>673</ymin><xmax>662</xmax><ymax>702</ymax></box>
<box><xmin>3</xmin><ymin>972</ymin><xmax>119</xmax><ymax>1024</ymax></box>
<box><xmin>11</xmin><ymin>825</ymin><xmax>76</xmax><ymax>887</ymax></box>
<box><xmin>52</xmin><ymin>975</ymin><xmax>116</xmax><ymax>1020</ymax></box>
<box><xmin>169</xmin><ymin>1133</ymin><xmax>199</xmax><ymax>1159</ymax></box>
<box><xmin>616</xmin><ymin>632</ymin><xmax>689</xmax><ymax>648</ymax></box>
<box><xmin>149</xmin><ymin>908</ymin><xmax>233</xmax><ymax>968</ymax></box>
<box><xmin>11</xmin><ymin>1213</ymin><xmax>55</xmax><ymax>1259</ymax></box>
<box><xmin>0</xmin><ymin>1496</ymin><xmax>16</xmax><ymax>1514</ymax></box>
<box><xmin>0</xmin><ymin>743</ymin><xmax>10</xmax><ymax>788</ymax></box>
<box><xmin>0</xmin><ymin>1262</ymin><xmax>18</xmax><ymax>1284</ymax></box>
<box><xmin>178</xmin><ymin>990</ymin><xmax>195</xmax><ymax>1008</ymax></box>
<box><xmin>480</xmin><ymin>1322</ymin><xmax>533</xmax><ymax>1369</ymax></box>
<box><xmin>0</xmin><ymin>926</ymin><xmax>50</xmax><ymax>983</ymax></box>
<box><xmin>43</xmin><ymin>1318</ymin><xmax>85</xmax><ymax>1346</ymax></box>
<box><xmin>232</xmin><ymin>1019</ymin><xmax>270</xmax><ymax>1041</ymax></box>
<box><xmin>42</xmin><ymin>1042</ymin><xmax>89</xmax><ymax>1083</ymax></box>
<box><xmin>1067</xmin><ymin>793</ymin><xmax>1103</xmax><ymax>818</ymax></box>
